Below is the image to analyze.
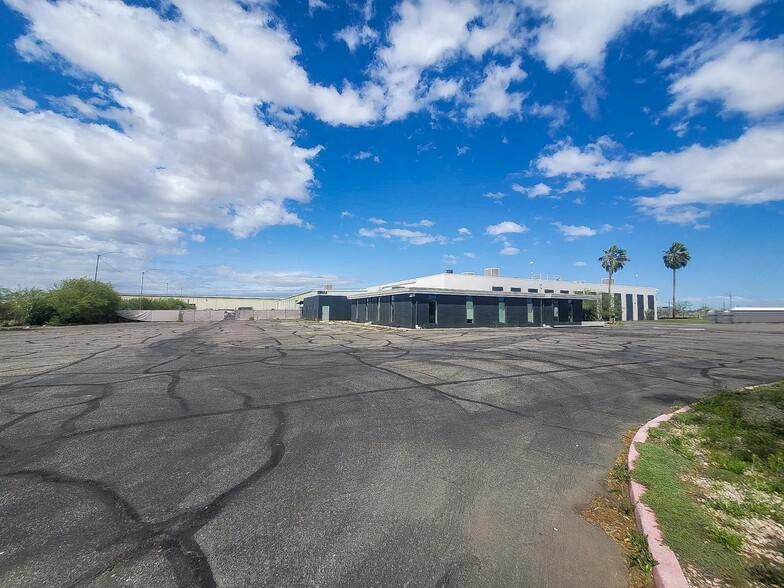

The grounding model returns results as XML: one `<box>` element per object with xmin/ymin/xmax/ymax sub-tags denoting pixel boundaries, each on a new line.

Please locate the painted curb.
<box><xmin>628</xmin><ymin>407</ymin><xmax>691</xmax><ymax>588</ymax></box>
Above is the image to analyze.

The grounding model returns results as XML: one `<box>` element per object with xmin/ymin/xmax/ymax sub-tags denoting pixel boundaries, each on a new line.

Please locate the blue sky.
<box><xmin>1</xmin><ymin>0</ymin><xmax>782</xmax><ymax>306</ymax></box>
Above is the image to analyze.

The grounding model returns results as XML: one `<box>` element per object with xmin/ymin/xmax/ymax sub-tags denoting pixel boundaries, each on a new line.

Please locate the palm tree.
<box><xmin>598</xmin><ymin>245</ymin><xmax>630</xmax><ymax>322</ymax></box>
<box><xmin>663</xmin><ymin>242</ymin><xmax>691</xmax><ymax>319</ymax></box>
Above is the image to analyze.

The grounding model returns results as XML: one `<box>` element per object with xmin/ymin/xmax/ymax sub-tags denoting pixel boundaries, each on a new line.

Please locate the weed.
<box><xmin>749</xmin><ymin>561</ymin><xmax>784</xmax><ymax>586</ymax></box>
<box><xmin>612</xmin><ymin>462</ymin><xmax>631</xmax><ymax>484</ymax></box>
<box><xmin>708</xmin><ymin>525</ymin><xmax>743</xmax><ymax>552</ymax></box>
<box><xmin>627</xmin><ymin>529</ymin><xmax>657</xmax><ymax>574</ymax></box>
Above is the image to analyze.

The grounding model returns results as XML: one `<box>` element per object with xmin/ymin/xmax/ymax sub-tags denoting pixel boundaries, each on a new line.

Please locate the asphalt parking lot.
<box><xmin>1</xmin><ymin>320</ymin><xmax>782</xmax><ymax>588</ymax></box>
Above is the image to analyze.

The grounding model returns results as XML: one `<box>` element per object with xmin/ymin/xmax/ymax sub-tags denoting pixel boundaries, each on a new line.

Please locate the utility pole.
<box><xmin>140</xmin><ymin>272</ymin><xmax>145</xmax><ymax>310</ymax></box>
<box><xmin>729</xmin><ymin>290</ymin><xmax>733</xmax><ymax>309</ymax></box>
<box><xmin>166</xmin><ymin>282</ymin><xmax>168</xmax><ymax>297</ymax></box>
<box><xmin>93</xmin><ymin>252</ymin><xmax>118</xmax><ymax>282</ymax></box>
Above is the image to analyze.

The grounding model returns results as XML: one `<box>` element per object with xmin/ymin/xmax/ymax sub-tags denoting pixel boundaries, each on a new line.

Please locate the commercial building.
<box><xmin>302</xmin><ymin>270</ymin><xmax>658</xmax><ymax>328</ymax></box>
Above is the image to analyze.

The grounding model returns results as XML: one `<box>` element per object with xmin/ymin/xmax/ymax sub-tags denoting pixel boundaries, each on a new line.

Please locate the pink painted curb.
<box><xmin>627</xmin><ymin>407</ymin><xmax>691</xmax><ymax>588</ymax></box>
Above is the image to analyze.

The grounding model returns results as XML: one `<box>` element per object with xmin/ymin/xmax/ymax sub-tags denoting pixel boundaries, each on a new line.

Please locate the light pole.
<box><xmin>93</xmin><ymin>252</ymin><xmax>119</xmax><ymax>282</ymax></box>
<box><xmin>139</xmin><ymin>271</ymin><xmax>145</xmax><ymax>310</ymax></box>
<box><xmin>529</xmin><ymin>260</ymin><xmax>534</xmax><ymax>278</ymax></box>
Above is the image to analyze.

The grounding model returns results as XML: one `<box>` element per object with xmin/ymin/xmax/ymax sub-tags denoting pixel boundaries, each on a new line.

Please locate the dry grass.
<box><xmin>582</xmin><ymin>430</ymin><xmax>655</xmax><ymax>588</ymax></box>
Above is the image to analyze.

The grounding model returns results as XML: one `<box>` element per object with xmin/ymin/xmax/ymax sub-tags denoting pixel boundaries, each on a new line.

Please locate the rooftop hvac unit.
<box><xmin>324</xmin><ymin>284</ymin><xmax>333</xmax><ymax>290</ymax></box>
<box><xmin>461</xmin><ymin>272</ymin><xmax>475</xmax><ymax>275</ymax></box>
<box><xmin>445</xmin><ymin>269</ymin><xmax>454</xmax><ymax>274</ymax></box>
<box><xmin>483</xmin><ymin>267</ymin><xmax>500</xmax><ymax>277</ymax></box>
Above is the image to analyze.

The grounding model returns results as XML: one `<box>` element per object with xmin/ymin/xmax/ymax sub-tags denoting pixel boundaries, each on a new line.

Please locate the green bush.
<box><xmin>0</xmin><ymin>287</ymin><xmax>55</xmax><ymax>325</ymax></box>
<box><xmin>118</xmin><ymin>297</ymin><xmax>195</xmax><ymax>310</ymax></box>
<box><xmin>46</xmin><ymin>278</ymin><xmax>121</xmax><ymax>324</ymax></box>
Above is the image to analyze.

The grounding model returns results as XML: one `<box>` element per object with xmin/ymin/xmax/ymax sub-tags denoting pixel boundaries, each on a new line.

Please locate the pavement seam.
<box><xmin>627</xmin><ymin>407</ymin><xmax>691</xmax><ymax>588</ymax></box>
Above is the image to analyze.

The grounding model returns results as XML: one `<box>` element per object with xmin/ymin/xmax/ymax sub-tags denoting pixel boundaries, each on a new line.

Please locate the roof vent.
<box><xmin>461</xmin><ymin>272</ymin><xmax>475</xmax><ymax>275</ymax></box>
<box><xmin>484</xmin><ymin>267</ymin><xmax>500</xmax><ymax>278</ymax></box>
<box><xmin>445</xmin><ymin>269</ymin><xmax>454</xmax><ymax>274</ymax></box>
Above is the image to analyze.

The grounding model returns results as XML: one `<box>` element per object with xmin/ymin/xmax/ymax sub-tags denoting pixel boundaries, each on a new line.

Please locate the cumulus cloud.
<box><xmin>484</xmin><ymin>191</ymin><xmax>506</xmax><ymax>200</ymax></box>
<box><xmin>457</xmin><ymin>146</ymin><xmax>470</xmax><ymax>156</ymax></box>
<box><xmin>458</xmin><ymin>227</ymin><xmax>472</xmax><ymax>236</ymax></box>
<box><xmin>353</xmin><ymin>150</ymin><xmax>381</xmax><ymax>162</ymax></box>
<box><xmin>629</xmin><ymin>123</ymin><xmax>784</xmax><ymax>222</ymax></box>
<box><xmin>358</xmin><ymin>226</ymin><xmax>447</xmax><ymax>245</ymax></box>
<box><xmin>0</xmin><ymin>0</ymin><xmax>389</xmax><ymax>286</ymax></box>
<box><xmin>535</xmin><ymin>123</ymin><xmax>784</xmax><ymax>224</ymax></box>
<box><xmin>443</xmin><ymin>254</ymin><xmax>458</xmax><ymax>264</ymax></box>
<box><xmin>464</xmin><ymin>252</ymin><xmax>476</xmax><ymax>258</ymax></box>
<box><xmin>340</xmin><ymin>210</ymin><xmax>354</xmax><ymax>218</ymax></box>
<box><xmin>398</xmin><ymin>219</ymin><xmax>436</xmax><ymax>228</ymax></box>
<box><xmin>499</xmin><ymin>240</ymin><xmax>519</xmax><ymax>255</ymax></box>
<box><xmin>537</xmin><ymin>136</ymin><xmax>621</xmax><ymax>178</ymax></box>
<box><xmin>336</xmin><ymin>24</ymin><xmax>378</xmax><ymax>52</ymax></box>
<box><xmin>485</xmin><ymin>221</ymin><xmax>528</xmax><ymax>235</ymax></box>
<box><xmin>561</xmin><ymin>179</ymin><xmax>585</xmax><ymax>193</ymax></box>
<box><xmin>574</xmin><ymin>261</ymin><xmax>587</xmax><ymax>267</ymax></box>
<box><xmin>511</xmin><ymin>182</ymin><xmax>554</xmax><ymax>198</ymax></box>
<box><xmin>669</xmin><ymin>37</ymin><xmax>784</xmax><ymax>117</ymax></box>
<box><xmin>552</xmin><ymin>222</ymin><xmax>597</xmax><ymax>240</ymax></box>
<box><xmin>466</xmin><ymin>58</ymin><xmax>528</xmax><ymax>121</ymax></box>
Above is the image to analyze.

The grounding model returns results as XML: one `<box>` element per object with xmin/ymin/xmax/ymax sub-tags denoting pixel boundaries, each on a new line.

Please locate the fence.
<box><xmin>117</xmin><ymin>308</ymin><xmax>300</xmax><ymax>322</ymax></box>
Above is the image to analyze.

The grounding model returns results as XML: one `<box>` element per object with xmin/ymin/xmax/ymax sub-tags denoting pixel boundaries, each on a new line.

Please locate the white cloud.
<box><xmin>308</xmin><ymin>0</ymin><xmax>329</xmax><ymax>11</ymax></box>
<box><xmin>537</xmin><ymin>136</ymin><xmax>621</xmax><ymax>178</ymax></box>
<box><xmin>483</xmin><ymin>191</ymin><xmax>506</xmax><ymax>200</ymax></box>
<box><xmin>485</xmin><ymin>221</ymin><xmax>528</xmax><ymax>235</ymax></box>
<box><xmin>376</xmin><ymin>0</ymin><xmax>479</xmax><ymax>120</ymax></box>
<box><xmin>358</xmin><ymin>226</ymin><xmax>447</xmax><ymax>245</ymax></box>
<box><xmin>191</xmin><ymin>233</ymin><xmax>206</xmax><ymax>243</ymax></box>
<box><xmin>0</xmin><ymin>0</ymin><xmax>393</xmax><ymax>286</ymax></box>
<box><xmin>457</xmin><ymin>146</ymin><xmax>470</xmax><ymax>156</ymax></box>
<box><xmin>466</xmin><ymin>58</ymin><xmax>528</xmax><ymax>121</ymax></box>
<box><xmin>669</xmin><ymin>37</ymin><xmax>784</xmax><ymax>117</ymax></box>
<box><xmin>552</xmin><ymin>222</ymin><xmax>597</xmax><ymax>240</ymax></box>
<box><xmin>630</xmin><ymin>123</ymin><xmax>784</xmax><ymax>223</ymax></box>
<box><xmin>499</xmin><ymin>240</ymin><xmax>519</xmax><ymax>255</ymax></box>
<box><xmin>398</xmin><ymin>219</ymin><xmax>436</xmax><ymax>227</ymax></box>
<box><xmin>561</xmin><ymin>179</ymin><xmax>585</xmax><ymax>193</ymax></box>
<box><xmin>0</xmin><ymin>88</ymin><xmax>37</xmax><ymax>111</ymax></box>
<box><xmin>336</xmin><ymin>24</ymin><xmax>379</xmax><ymax>52</ymax></box>
<box><xmin>511</xmin><ymin>182</ymin><xmax>554</xmax><ymax>198</ymax></box>
<box><xmin>443</xmin><ymin>254</ymin><xmax>458</xmax><ymax>264</ymax></box>
<box><xmin>340</xmin><ymin>210</ymin><xmax>354</xmax><ymax>218</ymax></box>
<box><xmin>464</xmin><ymin>252</ymin><xmax>476</xmax><ymax>258</ymax></box>
<box><xmin>353</xmin><ymin>150</ymin><xmax>381</xmax><ymax>162</ymax></box>
<box><xmin>574</xmin><ymin>261</ymin><xmax>587</xmax><ymax>267</ymax></box>
<box><xmin>368</xmin><ymin>217</ymin><xmax>387</xmax><ymax>225</ymax></box>
<box><xmin>458</xmin><ymin>227</ymin><xmax>472</xmax><ymax>236</ymax></box>
<box><xmin>532</xmin><ymin>0</ymin><xmax>663</xmax><ymax>71</ymax></box>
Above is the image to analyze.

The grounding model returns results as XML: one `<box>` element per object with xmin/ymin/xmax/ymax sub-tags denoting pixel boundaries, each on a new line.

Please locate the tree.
<box><xmin>663</xmin><ymin>242</ymin><xmax>691</xmax><ymax>319</ymax></box>
<box><xmin>47</xmin><ymin>278</ymin><xmax>121</xmax><ymax>324</ymax></box>
<box><xmin>598</xmin><ymin>245</ymin><xmax>629</xmax><ymax>323</ymax></box>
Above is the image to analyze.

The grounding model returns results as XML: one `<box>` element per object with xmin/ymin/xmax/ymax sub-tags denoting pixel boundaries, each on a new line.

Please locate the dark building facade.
<box><xmin>347</xmin><ymin>292</ymin><xmax>585</xmax><ymax>328</ymax></box>
<box><xmin>300</xmin><ymin>294</ymin><xmax>352</xmax><ymax>322</ymax></box>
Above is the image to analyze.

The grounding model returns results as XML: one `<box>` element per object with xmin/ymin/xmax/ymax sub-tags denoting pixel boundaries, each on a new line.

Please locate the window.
<box><xmin>511</xmin><ymin>287</ymin><xmax>521</xmax><ymax>292</ymax></box>
<box><xmin>560</xmin><ymin>290</ymin><xmax>569</xmax><ymax>294</ymax></box>
<box><xmin>390</xmin><ymin>296</ymin><xmax>395</xmax><ymax>323</ymax></box>
<box><xmin>428</xmin><ymin>295</ymin><xmax>437</xmax><ymax>323</ymax></box>
<box><xmin>498</xmin><ymin>298</ymin><xmax>506</xmax><ymax>323</ymax></box>
<box><xmin>527</xmin><ymin>299</ymin><xmax>534</xmax><ymax>323</ymax></box>
<box><xmin>492</xmin><ymin>286</ymin><xmax>503</xmax><ymax>292</ymax></box>
<box><xmin>553</xmin><ymin>303</ymin><xmax>559</xmax><ymax>321</ymax></box>
<box><xmin>377</xmin><ymin>297</ymin><xmax>381</xmax><ymax>322</ymax></box>
<box><xmin>466</xmin><ymin>296</ymin><xmax>474</xmax><ymax>323</ymax></box>
<box><xmin>545</xmin><ymin>289</ymin><xmax>554</xmax><ymax>294</ymax></box>
<box><xmin>528</xmin><ymin>288</ymin><xmax>538</xmax><ymax>293</ymax></box>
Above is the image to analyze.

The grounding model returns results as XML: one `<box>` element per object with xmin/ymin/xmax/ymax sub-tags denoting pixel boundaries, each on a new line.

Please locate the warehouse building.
<box><xmin>301</xmin><ymin>269</ymin><xmax>658</xmax><ymax>328</ymax></box>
